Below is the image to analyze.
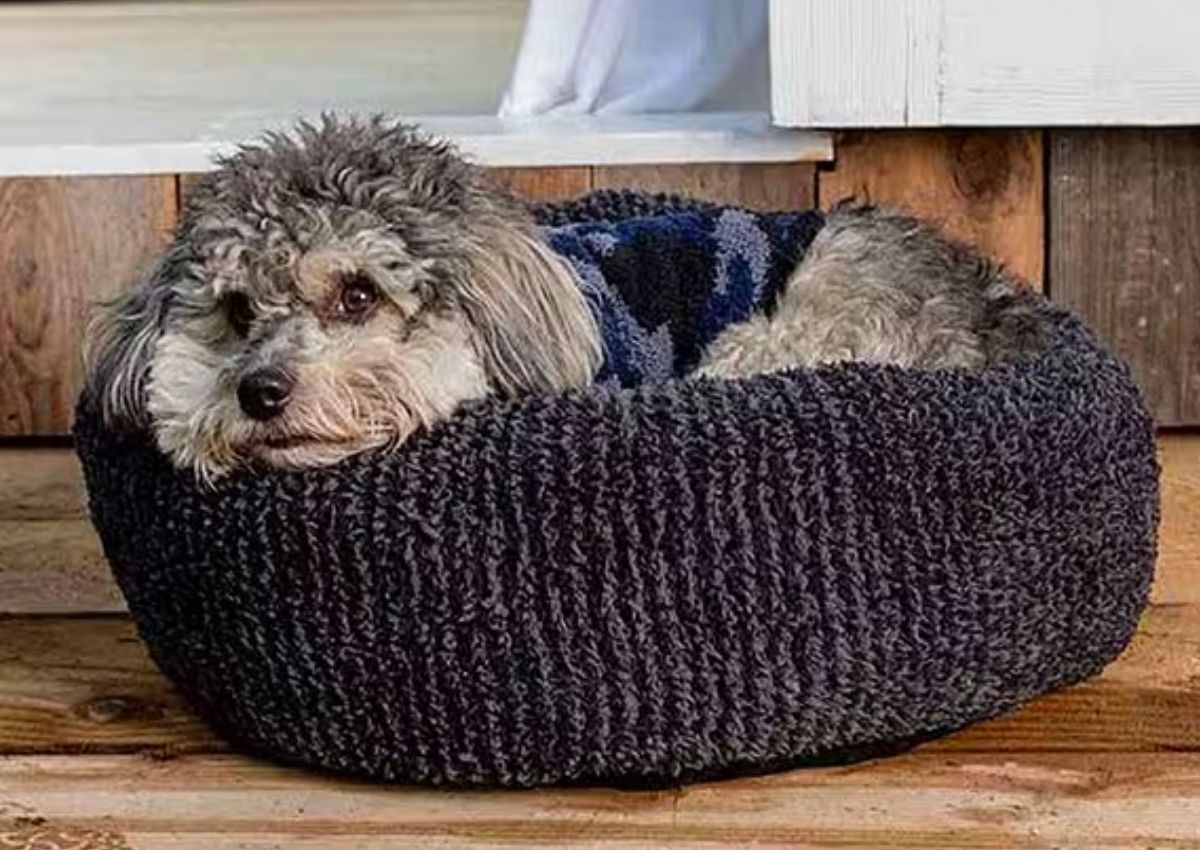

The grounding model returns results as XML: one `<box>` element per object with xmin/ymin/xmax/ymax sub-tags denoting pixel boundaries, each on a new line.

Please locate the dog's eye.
<box><xmin>337</xmin><ymin>273</ymin><xmax>380</xmax><ymax>318</ymax></box>
<box><xmin>223</xmin><ymin>292</ymin><xmax>254</xmax><ymax>337</ymax></box>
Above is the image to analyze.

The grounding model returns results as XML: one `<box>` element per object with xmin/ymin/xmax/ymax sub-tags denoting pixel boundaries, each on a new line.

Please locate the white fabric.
<box><xmin>499</xmin><ymin>0</ymin><xmax>769</xmax><ymax>116</ymax></box>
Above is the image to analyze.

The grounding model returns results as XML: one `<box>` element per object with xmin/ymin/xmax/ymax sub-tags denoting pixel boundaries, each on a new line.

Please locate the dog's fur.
<box><xmin>698</xmin><ymin>204</ymin><xmax>1041</xmax><ymax>376</ymax></box>
<box><xmin>85</xmin><ymin>117</ymin><xmax>1040</xmax><ymax>480</ymax></box>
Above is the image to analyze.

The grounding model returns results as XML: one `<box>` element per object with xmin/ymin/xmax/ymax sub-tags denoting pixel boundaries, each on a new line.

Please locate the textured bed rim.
<box><xmin>76</xmin><ymin>302</ymin><xmax>1159</xmax><ymax>788</ymax></box>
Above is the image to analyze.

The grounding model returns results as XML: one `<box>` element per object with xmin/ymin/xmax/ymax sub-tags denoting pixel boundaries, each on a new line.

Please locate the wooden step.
<box><xmin>1</xmin><ymin>752</ymin><xmax>1199</xmax><ymax>849</ymax></box>
<box><xmin>0</xmin><ymin>617</ymin><xmax>220</xmax><ymax>756</ymax></box>
<box><xmin>0</xmin><ymin>434</ymin><xmax>1194</xmax><ymax>847</ymax></box>
<box><xmin>3</xmin><ymin>434</ymin><xmax>1195</xmax><ymax>614</ymax></box>
<box><xmin>1156</xmin><ymin>433</ymin><xmax>1200</xmax><ymax>604</ymax></box>
<box><xmin>0</xmin><ymin>602</ymin><xmax>1197</xmax><ymax>759</ymax></box>
<box><xmin>0</xmin><ymin>607</ymin><xmax>1196</xmax><ymax>847</ymax></box>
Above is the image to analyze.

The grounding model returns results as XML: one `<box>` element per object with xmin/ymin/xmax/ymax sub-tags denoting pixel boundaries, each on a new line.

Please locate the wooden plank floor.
<box><xmin>3</xmin><ymin>753</ymin><xmax>1200</xmax><ymax>849</ymax></box>
<box><xmin>0</xmin><ymin>433</ymin><xmax>1196</xmax><ymax>848</ymax></box>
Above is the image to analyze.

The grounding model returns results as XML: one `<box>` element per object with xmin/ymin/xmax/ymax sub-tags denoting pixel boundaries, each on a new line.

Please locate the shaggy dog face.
<box><xmin>85</xmin><ymin>118</ymin><xmax>600</xmax><ymax>481</ymax></box>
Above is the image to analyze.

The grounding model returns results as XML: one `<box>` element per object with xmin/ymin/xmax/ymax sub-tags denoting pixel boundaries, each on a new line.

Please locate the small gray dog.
<box><xmin>85</xmin><ymin>117</ymin><xmax>1039</xmax><ymax>480</ymax></box>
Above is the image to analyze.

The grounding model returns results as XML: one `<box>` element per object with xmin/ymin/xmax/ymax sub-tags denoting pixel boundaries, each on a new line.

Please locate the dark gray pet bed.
<box><xmin>76</xmin><ymin>198</ymin><xmax>1159</xmax><ymax>789</ymax></box>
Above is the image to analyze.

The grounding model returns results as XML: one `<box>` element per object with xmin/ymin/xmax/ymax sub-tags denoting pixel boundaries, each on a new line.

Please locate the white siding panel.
<box><xmin>772</xmin><ymin>0</ymin><xmax>1200</xmax><ymax>127</ymax></box>
<box><xmin>939</xmin><ymin>1</ymin><xmax>1200</xmax><ymax>126</ymax></box>
<box><xmin>770</xmin><ymin>0</ymin><xmax>931</xmax><ymax>127</ymax></box>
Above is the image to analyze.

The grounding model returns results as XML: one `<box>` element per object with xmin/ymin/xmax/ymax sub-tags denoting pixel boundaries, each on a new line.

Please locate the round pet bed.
<box><xmin>76</xmin><ymin>196</ymin><xmax>1159</xmax><ymax>788</ymax></box>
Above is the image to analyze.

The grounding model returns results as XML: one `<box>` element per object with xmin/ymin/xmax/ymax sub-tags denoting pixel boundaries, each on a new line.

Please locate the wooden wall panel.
<box><xmin>186</xmin><ymin>168</ymin><xmax>594</xmax><ymax>205</ymax></box>
<box><xmin>7</xmin><ymin>164</ymin><xmax>817</xmax><ymax>440</ymax></box>
<box><xmin>1050</xmin><ymin>129</ymin><xmax>1200</xmax><ymax>426</ymax></box>
<box><xmin>186</xmin><ymin>169</ymin><xmax>595</xmax><ymax>205</ymax></box>
<box><xmin>816</xmin><ymin>130</ymin><xmax>1045</xmax><ymax>285</ymax></box>
<box><xmin>592</xmin><ymin>163</ymin><xmax>816</xmax><ymax>210</ymax></box>
<box><xmin>16</xmin><ymin>146</ymin><xmax>1200</xmax><ymax>435</ymax></box>
<box><xmin>0</xmin><ymin>176</ymin><xmax>177</xmax><ymax>436</ymax></box>
<box><xmin>486</xmin><ymin>167</ymin><xmax>591</xmax><ymax>201</ymax></box>
<box><xmin>187</xmin><ymin>164</ymin><xmax>815</xmax><ymax>208</ymax></box>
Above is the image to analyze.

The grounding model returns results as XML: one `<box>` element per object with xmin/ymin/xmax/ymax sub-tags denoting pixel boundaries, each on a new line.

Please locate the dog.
<box><xmin>84</xmin><ymin>116</ymin><xmax>1041</xmax><ymax>481</ymax></box>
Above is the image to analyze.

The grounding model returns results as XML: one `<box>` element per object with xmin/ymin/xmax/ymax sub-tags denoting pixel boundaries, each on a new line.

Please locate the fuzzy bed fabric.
<box><xmin>76</xmin><ymin>193</ymin><xmax>1159</xmax><ymax>788</ymax></box>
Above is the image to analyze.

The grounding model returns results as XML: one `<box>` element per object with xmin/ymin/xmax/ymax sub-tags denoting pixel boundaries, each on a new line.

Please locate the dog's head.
<box><xmin>84</xmin><ymin>117</ymin><xmax>599</xmax><ymax>480</ymax></box>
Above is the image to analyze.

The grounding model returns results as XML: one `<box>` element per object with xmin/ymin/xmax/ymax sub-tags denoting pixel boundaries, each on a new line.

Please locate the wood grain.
<box><xmin>817</xmin><ymin>130</ymin><xmax>1045</xmax><ymax>285</ymax></box>
<box><xmin>176</xmin><ymin>173</ymin><xmax>200</xmax><ymax>205</ymax></box>
<box><xmin>0</xmin><ymin>176</ymin><xmax>177</xmax><ymax>436</ymax></box>
<box><xmin>2</xmin><ymin>752</ymin><xmax>1200</xmax><ymax>849</ymax></box>
<box><xmin>486</xmin><ymin>167</ymin><xmax>592</xmax><ymax>201</ymax></box>
<box><xmin>933</xmin><ymin>603</ymin><xmax>1200</xmax><ymax>754</ymax></box>
<box><xmin>0</xmin><ymin>603</ymin><xmax>1196</xmax><ymax>758</ymax></box>
<box><xmin>1158</xmin><ymin>434</ymin><xmax>1200</xmax><ymax>606</ymax></box>
<box><xmin>1050</xmin><ymin>129</ymin><xmax>1200</xmax><ymax>426</ymax></box>
<box><xmin>198</xmin><ymin>164</ymin><xmax>818</xmax><ymax>207</ymax></box>
<box><xmin>190</xmin><ymin>164</ymin><xmax>814</xmax><ymax>208</ymax></box>
<box><xmin>592</xmin><ymin>163</ymin><xmax>816</xmax><ymax>210</ymax></box>
<box><xmin>0</xmin><ymin>448</ymin><xmax>86</xmax><ymax>520</ymax></box>
<box><xmin>2</xmin><ymin>434</ymin><xmax>1195</xmax><ymax>613</ymax></box>
<box><xmin>0</xmin><ymin>618</ymin><xmax>220</xmax><ymax>756</ymax></box>
<box><xmin>0</xmin><ymin>520</ymin><xmax>120</xmax><ymax>615</ymax></box>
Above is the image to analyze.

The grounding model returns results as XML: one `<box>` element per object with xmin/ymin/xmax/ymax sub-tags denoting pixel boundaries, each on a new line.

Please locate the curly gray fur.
<box><xmin>85</xmin><ymin>116</ymin><xmax>599</xmax><ymax>480</ymax></box>
<box><xmin>699</xmin><ymin>203</ymin><xmax>1041</xmax><ymax>377</ymax></box>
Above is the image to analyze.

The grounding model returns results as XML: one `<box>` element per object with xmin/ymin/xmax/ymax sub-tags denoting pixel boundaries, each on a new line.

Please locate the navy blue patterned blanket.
<box><xmin>540</xmin><ymin>196</ymin><xmax>825</xmax><ymax>387</ymax></box>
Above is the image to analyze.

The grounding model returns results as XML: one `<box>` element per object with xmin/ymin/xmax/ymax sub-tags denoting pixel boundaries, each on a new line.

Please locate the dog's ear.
<box><xmin>455</xmin><ymin>224</ymin><xmax>601</xmax><ymax>396</ymax></box>
<box><xmin>83</xmin><ymin>261</ymin><xmax>174</xmax><ymax>425</ymax></box>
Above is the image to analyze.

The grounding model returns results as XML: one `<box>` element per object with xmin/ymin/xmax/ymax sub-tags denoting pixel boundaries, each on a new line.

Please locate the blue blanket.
<box><xmin>541</xmin><ymin>197</ymin><xmax>825</xmax><ymax>387</ymax></box>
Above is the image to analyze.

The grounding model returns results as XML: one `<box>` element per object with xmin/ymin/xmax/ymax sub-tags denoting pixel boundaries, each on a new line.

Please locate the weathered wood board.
<box><xmin>1050</xmin><ymin>128</ymin><xmax>1200</xmax><ymax>426</ymax></box>
<box><xmin>7</xmin><ymin>164</ymin><xmax>821</xmax><ymax>439</ymax></box>
<box><xmin>816</xmin><ymin>130</ymin><xmax>1045</xmax><ymax>285</ymax></box>
<box><xmin>486</xmin><ymin>167</ymin><xmax>592</xmax><ymax>201</ymax></box>
<box><xmin>2</xmin><ymin>752</ymin><xmax>1200</xmax><ymax>849</ymax></box>
<box><xmin>0</xmin><ymin>176</ymin><xmax>176</xmax><ymax>436</ymax></box>
<box><xmin>593</xmin><ymin>163</ymin><xmax>816</xmax><ymax>210</ymax></box>
<box><xmin>0</xmin><ymin>600</ymin><xmax>1196</xmax><ymax>758</ymax></box>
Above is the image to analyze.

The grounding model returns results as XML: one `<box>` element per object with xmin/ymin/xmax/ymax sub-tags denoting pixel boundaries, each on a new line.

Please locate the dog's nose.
<box><xmin>237</xmin><ymin>367</ymin><xmax>294</xmax><ymax>421</ymax></box>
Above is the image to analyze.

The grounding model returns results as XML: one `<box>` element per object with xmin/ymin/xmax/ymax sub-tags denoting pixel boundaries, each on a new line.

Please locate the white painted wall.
<box><xmin>771</xmin><ymin>0</ymin><xmax>1200</xmax><ymax>127</ymax></box>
